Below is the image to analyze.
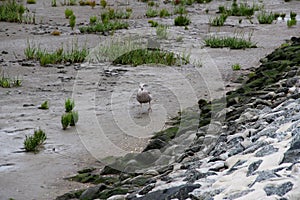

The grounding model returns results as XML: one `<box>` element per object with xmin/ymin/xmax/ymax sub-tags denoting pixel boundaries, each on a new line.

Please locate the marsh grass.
<box><xmin>24</xmin><ymin>41</ymin><xmax>88</xmax><ymax>66</ymax></box>
<box><xmin>0</xmin><ymin>72</ymin><xmax>22</xmax><ymax>88</ymax></box>
<box><xmin>156</xmin><ymin>24</ymin><xmax>168</xmax><ymax>39</ymax></box>
<box><xmin>146</xmin><ymin>8</ymin><xmax>158</xmax><ymax>17</ymax></box>
<box><xmin>112</xmin><ymin>48</ymin><xmax>189</xmax><ymax>66</ymax></box>
<box><xmin>24</xmin><ymin>129</ymin><xmax>47</xmax><ymax>152</ymax></box>
<box><xmin>204</xmin><ymin>33</ymin><xmax>256</xmax><ymax>49</ymax></box>
<box><xmin>87</xmin><ymin>37</ymin><xmax>145</xmax><ymax>62</ymax></box>
<box><xmin>257</xmin><ymin>11</ymin><xmax>275</xmax><ymax>24</ymax></box>
<box><xmin>0</xmin><ymin>0</ymin><xmax>25</xmax><ymax>22</ymax></box>
<box><xmin>210</xmin><ymin>14</ymin><xmax>227</xmax><ymax>26</ymax></box>
<box><xmin>27</xmin><ymin>0</ymin><xmax>36</xmax><ymax>4</ymax></box>
<box><xmin>174</xmin><ymin>15</ymin><xmax>191</xmax><ymax>26</ymax></box>
<box><xmin>65</xmin><ymin>98</ymin><xmax>75</xmax><ymax>112</ymax></box>
<box><xmin>61</xmin><ymin>113</ymin><xmax>71</xmax><ymax>130</ymax></box>
<box><xmin>65</xmin><ymin>8</ymin><xmax>73</xmax><ymax>19</ymax></box>
<box><xmin>39</xmin><ymin>101</ymin><xmax>49</xmax><ymax>110</ymax></box>
<box><xmin>79</xmin><ymin>21</ymin><xmax>129</xmax><ymax>34</ymax></box>
<box><xmin>159</xmin><ymin>8</ymin><xmax>171</xmax><ymax>18</ymax></box>
<box><xmin>219</xmin><ymin>0</ymin><xmax>261</xmax><ymax>17</ymax></box>
<box><xmin>231</xmin><ymin>63</ymin><xmax>241</xmax><ymax>70</ymax></box>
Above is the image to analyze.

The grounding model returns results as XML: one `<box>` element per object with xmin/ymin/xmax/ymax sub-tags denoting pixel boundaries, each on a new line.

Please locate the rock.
<box><xmin>281</xmin><ymin>133</ymin><xmax>300</xmax><ymax>163</ymax></box>
<box><xmin>101</xmin><ymin>165</ymin><xmax>122</xmax><ymax>175</ymax></box>
<box><xmin>247</xmin><ymin>160</ymin><xmax>263</xmax><ymax>176</ymax></box>
<box><xmin>226</xmin><ymin>160</ymin><xmax>247</xmax><ymax>175</ymax></box>
<box><xmin>250</xmin><ymin>170</ymin><xmax>280</xmax><ymax>187</ymax></box>
<box><xmin>255</xmin><ymin>145</ymin><xmax>279</xmax><ymax>157</ymax></box>
<box><xmin>130</xmin><ymin>183</ymin><xmax>200</xmax><ymax>200</ymax></box>
<box><xmin>184</xmin><ymin>169</ymin><xmax>216</xmax><ymax>182</ymax></box>
<box><xmin>138</xmin><ymin>183</ymin><xmax>156</xmax><ymax>195</ymax></box>
<box><xmin>80</xmin><ymin>184</ymin><xmax>107</xmax><ymax>200</ymax></box>
<box><xmin>143</xmin><ymin>139</ymin><xmax>168</xmax><ymax>152</ymax></box>
<box><xmin>264</xmin><ymin>182</ymin><xmax>293</xmax><ymax>196</ymax></box>
<box><xmin>107</xmin><ymin>194</ymin><xmax>127</xmax><ymax>200</ymax></box>
<box><xmin>226</xmin><ymin>189</ymin><xmax>255</xmax><ymax>199</ymax></box>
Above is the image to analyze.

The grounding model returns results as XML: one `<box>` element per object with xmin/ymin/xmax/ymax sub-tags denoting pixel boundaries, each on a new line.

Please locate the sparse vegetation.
<box><xmin>90</xmin><ymin>16</ymin><xmax>97</xmax><ymax>24</ymax></box>
<box><xmin>148</xmin><ymin>20</ymin><xmax>158</xmax><ymax>27</ymax></box>
<box><xmin>0</xmin><ymin>0</ymin><xmax>25</xmax><ymax>23</ymax></box>
<box><xmin>0</xmin><ymin>73</ymin><xmax>22</xmax><ymax>88</ymax></box>
<box><xmin>79</xmin><ymin>21</ymin><xmax>129</xmax><ymax>34</ymax></box>
<box><xmin>62</xmin><ymin>98</ymin><xmax>78</xmax><ymax>129</ymax></box>
<box><xmin>287</xmin><ymin>11</ymin><xmax>297</xmax><ymax>27</ymax></box>
<box><xmin>39</xmin><ymin>101</ymin><xmax>49</xmax><ymax>110</ymax></box>
<box><xmin>146</xmin><ymin>8</ymin><xmax>158</xmax><ymax>17</ymax></box>
<box><xmin>204</xmin><ymin>34</ymin><xmax>256</xmax><ymax>49</ymax></box>
<box><xmin>61</xmin><ymin>113</ymin><xmax>71</xmax><ymax>130</ymax></box>
<box><xmin>257</xmin><ymin>11</ymin><xmax>275</xmax><ymax>24</ymax></box>
<box><xmin>24</xmin><ymin>129</ymin><xmax>47</xmax><ymax>152</ymax></box>
<box><xmin>24</xmin><ymin>41</ymin><xmax>88</xmax><ymax>66</ymax></box>
<box><xmin>174</xmin><ymin>15</ymin><xmax>191</xmax><ymax>26</ymax></box>
<box><xmin>52</xmin><ymin>0</ymin><xmax>57</xmax><ymax>7</ymax></box>
<box><xmin>231</xmin><ymin>63</ymin><xmax>241</xmax><ymax>70</ymax></box>
<box><xmin>210</xmin><ymin>14</ymin><xmax>227</xmax><ymax>26</ymax></box>
<box><xmin>100</xmin><ymin>0</ymin><xmax>107</xmax><ymax>8</ymax></box>
<box><xmin>156</xmin><ymin>24</ymin><xmax>168</xmax><ymax>39</ymax></box>
<box><xmin>65</xmin><ymin>8</ymin><xmax>74</xmax><ymax>19</ymax></box>
<box><xmin>70</xmin><ymin>111</ymin><xmax>79</xmax><ymax>126</ymax></box>
<box><xmin>174</xmin><ymin>5</ymin><xmax>187</xmax><ymax>15</ymax></box>
<box><xmin>218</xmin><ymin>0</ymin><xmax>261</xmax><ymax>17</ymax></box>
<box><xmin>159</xmin><ymin>8</ymin><xmax>171</xmax><ymax>18</ymax></box>
<box><xmin>112</xmin><ymin>49</ymin><xmax>189</xmax><ymax>66</ymax></box>
<box><xmin>27</xmin><ymin>0</ymin><xmax>36</xmax><ymax>4</ymax></box>
<box><xmin>65</xmin><ymin>98</ymin><xmax>75</xmax><ymax>112</ymax></box>
<box><xmin>69</xmin><ymin>14</ymin><xmax>76</xmax><ymax>30</ymax></box>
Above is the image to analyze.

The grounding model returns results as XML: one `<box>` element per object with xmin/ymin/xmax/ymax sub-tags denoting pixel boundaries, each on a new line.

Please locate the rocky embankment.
<box><xmin>57</xmin><ymin>37</ymin><xmax>300</xmax><ymax>200</ymax></box>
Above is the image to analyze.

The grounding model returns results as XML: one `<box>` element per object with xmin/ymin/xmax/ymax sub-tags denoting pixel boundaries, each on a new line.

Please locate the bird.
<box><xmin>136</xmin><ymin>83</ymin><xmax>152</xmax><ymax>112</ymax></box>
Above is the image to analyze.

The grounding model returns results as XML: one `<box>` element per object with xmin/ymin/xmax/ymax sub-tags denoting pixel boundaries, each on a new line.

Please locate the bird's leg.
<box><xmin>148</xmin><ymin>102</ymin><xmax>152</xmax><ymax>112</ymax></box>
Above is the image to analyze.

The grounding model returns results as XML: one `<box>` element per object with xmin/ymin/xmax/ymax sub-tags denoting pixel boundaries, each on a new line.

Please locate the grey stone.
<box><xmin>129</xmin><ymin>183</ymin><xmax>201</xmax><ymax>200</ymax></box>
<box><xmin>264</xmin><ymin>182</ymin><xmax>293</xmax><ymax>196</ymax></box>
<box><xmin>250</xmin><ymin>170</ymin><xmax>280</xmax><ymax>187</ymax></box>
<box><xmin>80</xmin><ymin>184</ymin><xmax>107</xmax><ymax>200</ymax></box>
<box><xmin>282</xmin><ymin>132</ymin><xmax>300</xmax><ymax>163</ymax></box>
<box><xmin>138</xmin><ymin>183</ymin><xmax>156</xmax><ymax>195</ymax></box>
<box><xmin>227</xmin><ymin>160</ymin><xmax>247</xmax><ymax>175</ymax></box>
<box><xmin>226</xmin><ymin>189</ymin><xmax>255</xmax><ymax>199</ymax></box>
<box><xmin>184</xmin><ymin>169</ymin><xmax>216</xmax><ymax>183</ymax></box>
<box><xmin>255</xmin><ymin>145</ymin><xmax>279</xmax><ymax>157</ymax></box>
<box><xmin>247</xmin><ymin>160</ymin><xmax>263</xmax><ymax>176</ymax></box>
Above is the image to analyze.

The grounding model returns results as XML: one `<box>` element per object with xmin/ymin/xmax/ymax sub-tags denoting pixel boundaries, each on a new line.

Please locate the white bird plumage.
<box><xmin>136</xmin><ymin>83</ymin><xmax>152</xmax><ymax>112</ymax></box>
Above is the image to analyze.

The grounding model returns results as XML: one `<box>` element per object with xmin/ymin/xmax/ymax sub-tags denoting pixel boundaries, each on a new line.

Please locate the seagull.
<box><xmin>136</xmin><ymin>83</ymin><xmax>152</xmax><ymax>112</ymax></box>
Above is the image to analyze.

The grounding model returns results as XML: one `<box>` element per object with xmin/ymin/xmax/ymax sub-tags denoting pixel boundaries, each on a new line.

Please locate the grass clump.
<box><xmin>24</xmin><ymin>41</ymin><xmax>88</xmax><ymax>66</ymax></box>
<box><xmin>39</xmin><ymin>101</ymin><xmax>49</xmax><ymax>110</ymax></box>
<box><xmin>27</xmin><ymin>0</ymin><xmax>36</xmax><ymax>4</ymax></box>
<box><xmin>146</xmin><ymin>8</ymin><xmax>158</xmax><ymax>18</ymax></box>
<box><xmin>24</xmin><ymin>129</ymin><xmax>47</xmax><ymax>152</ymax></box>
<box><xmin>0</xmin><ymin>73</ymin><xmax>22</xmax><ymax>88</ymax></box>
<box><xmin>112</xmin><ymin>48</ymin><xmax>189</xmax><ymax>66</ymax></box>
<box><xmin>100</xmin><ymin>0</ymin><xmax>107</xmax><ymax>8</ymax></box>
<box><xmin>148</xmin><ymin>20</ymin><xmax>158</xmax><ymax>27</ymax></box>
<box><xmin>65</xmin><ymin>8</ymin><xmax>74</xmax><ymax>19</ymax></box>
<box><xmin>287</xmin><ymin>11</ymin><xmax>297</xmax><ymax>27</ymax></box>
<box><xmin>0</xmin><ymin>0</ymin><xmax>25</xmax><ymax>23</ymax></box>
<box><xmin>210</xmin><ymin>14</ymin><xmax>227</xmax><ymax>26</ymax></box>
<box><xmin>219</xmin><ymin>0</ymin><xmax>260</xmax><ymax>17</ymax></box>
<box><xmin>174</xmin><ymin>15</ymin><xmax>191</xmax><ymax>26</ymax></box>
<box><xmin>65</xmin><ymin>98</ymin><xmax>75</xmax><ymax>112</ymax></box>
<box><xmin>61</xmin><ymin>113</ymin><xmax>71</xmax><ymax>130</ymax></box>
<box><xmin>69</xmin><ymin>14</ymin><xmax>76</xmax><ymax>30</ymax></box>
<box><xmin>174</xmin><ymin>5</ymin><xmax>187</xmax><ymax>15</ymax></box>
<box><xmin>156</xmin><ymin>24</ymin><xmax>168</xmax><ymax>39</ymax></box>
<box><xmin>257</xmin><ymin>11</ymin><xmax>275</xmax><ymax>24</ymax></box>
<box><xmin>204</xmin><ymin>34</ymin><xmax>256</xmax><ymax>49</ymax></box>
<box><xmin>231</xmin><ymin>63</ymin><xmax>241</xmax><ymax>70</ymax></box>
<box><xmin>159</xmin><ymin>8</ymin><xmax>171</xmax><ymax>18</ymax></box>
<box><xmin>79</xmin><ymin>21</ymin><xmax>129</xmax><ymax>34</ymax></box>
<box><xmin>62</xmin><ymin>98</ymin><xmax>78</xmax><ymax>129</ymax></box>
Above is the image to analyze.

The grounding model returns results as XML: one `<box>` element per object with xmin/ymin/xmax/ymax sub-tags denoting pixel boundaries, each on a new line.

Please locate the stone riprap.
<box><xmin>57</xmin><ymin>38</ymin><xmax>300</xmax><ymax>200</ymax></box>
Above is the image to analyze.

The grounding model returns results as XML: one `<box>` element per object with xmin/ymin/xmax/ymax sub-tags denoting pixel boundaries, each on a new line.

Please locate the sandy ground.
<box><xmin>0</xmin><ymin>0</ymin><xmax>299</xmax><ymax>199</ymax></box>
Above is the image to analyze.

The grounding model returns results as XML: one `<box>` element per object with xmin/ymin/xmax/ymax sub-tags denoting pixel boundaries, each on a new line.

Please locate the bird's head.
<box><xmin>139</xmin><ymin>83</ymin><xmax>148</xmax><ymax>90</ymax></box>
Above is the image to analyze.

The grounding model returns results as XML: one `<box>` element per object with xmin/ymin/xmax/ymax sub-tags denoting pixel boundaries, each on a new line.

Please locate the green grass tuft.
<box><xmin>24</xmin><ymin>129</ymin><xmax>47</xmax><ymax>152</ymax></box>
<box><xmin>204</xmin><ymin>34</ymin><xmax>256</xmax><ymax>49</ymax></box>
